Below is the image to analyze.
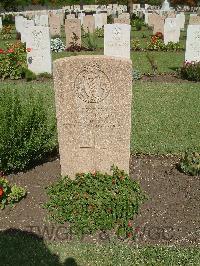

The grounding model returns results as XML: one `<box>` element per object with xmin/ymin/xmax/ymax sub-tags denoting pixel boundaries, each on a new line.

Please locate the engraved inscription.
<box><xmin>74</xmin><ymin>64</ymin><xmax>111</xmax><ymax>103</ymax></box>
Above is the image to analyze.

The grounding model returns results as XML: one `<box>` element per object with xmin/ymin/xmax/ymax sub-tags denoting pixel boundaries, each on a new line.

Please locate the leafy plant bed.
<box><xmin>1</xmin><ymin>155</ymin><xmax>199</xmax><ymax>247</ymax></box>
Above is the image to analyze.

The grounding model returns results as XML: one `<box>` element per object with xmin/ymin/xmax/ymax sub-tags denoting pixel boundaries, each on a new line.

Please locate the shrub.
<box><xmin>179</xmin><ymin>152</ymin><xmax>200</xmax><ymax>176</ymax></box>
<box><xmin>132</xmin><ymin>69</ymin><xmax>142</xmax><ymax>80</ymax></box>
<box><xmin>51</xmin><ymin>38</ymin><xmax>65</xmax><ymax>52</ymax></box>
<box><xmin>24</xmin><ymin>69</ymin><xmax>37</xmax><ymax>81</ymax></box>
<box><xmin>0</xmin><ymin>41</ymin><xmax>27</xmax><ymax>80</ymax></box>
<box><xmin>0</xmin><ymin>177</ymin><xmax>26</xmax><ymax>209</ymax></box>
<box><xmin>131</xmin><ymin>39</ymin><xmax>141</xmax><ymax>51</ymax></box>
<box><xmin>147</xmin><ymin>35</ymin><xmax>165</xmax><ymax>51</ymax></box>
<box><xmin>95</xmin><ymin>27</ymin><xmax>104</xmax><ymax>38</ymax></box>
<box><xmin>135</xmin><ymin>19</ymin><xmax>143</xmax><ymax>31</ymax></box>
<box><xmin>0</xmin><ymin>88</ymin><xmax>57</xmax><ymax>173</ymax></box>
<box><xmin>83</xmin><ymin>32</ymin><xmax>98</xmax><ymax>51</ymax></box>
<box><xmin>164</xmin><ymin>42</ymin><xmax>182</xmax><ymax>52</ymax></box>
<box><xmin>44</xmin><ymin>165</ymin><xmax>146</xmax><ymax>238</ymax></box>
<box><xmin>0</xmin><ymin>25</ymin><xmax>12</xmax><ymax>40</ymax></box>
<box><xmin>180</xmin><ymin>61</ymin><xmax>200</xmax><ymax>82</ymax></box>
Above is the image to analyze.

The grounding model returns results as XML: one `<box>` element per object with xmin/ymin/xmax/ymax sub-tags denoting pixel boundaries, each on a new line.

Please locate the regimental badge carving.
<box><xmin>112</xmin><ymin>25</ymin><xmax>122</xmax><ymax>40</ymax></box>
<box><xmin>74</xmin><ymin>64</ymin><xmax>111</xmax><ymax>103</ymax></box>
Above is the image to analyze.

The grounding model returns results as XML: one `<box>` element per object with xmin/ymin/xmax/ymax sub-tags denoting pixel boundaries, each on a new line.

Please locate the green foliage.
<box><xmin>0</xmin><ymin>25</ymin><xmax>12</xmax><ymax>40</ymax></box>
<box><xmin>131</xmin><ymin>39</ymin><xmax>141</xmax><ymax>51</ymax></box>
<box><xmin>134</xmin><ymin>19</ymin><xmax>143</xmax><ymax>31</ymax></box>
<box><xmin>0</xmin><ymin>177</ymin><xmax>26</xmax><ymax>209</ymax></box>
<box><xmin>24</xmin><ymin>69</ymin><xmax>37</xmax><ymax>82</ymax></box>
<box><xmin>179</xmin><ymin>152</ymin><xmax>200</xmax><ymax>176</ymax></box>
<box><xmin>146</xmin><ymin>52</ymin><xmax>158</xmax><ymax>75</ymax></box>
<box><xmin>2</xmin><ymin>14</ymin><xmax>15</xmax><ymax>25</ymax></box>
<box><xmin>180</xmin><ymin>61</ymin><xmax>200</xmax><ymax>81</ymax></box>
<box><xmin>0</xmin><ymin>88</ymin><xmax>57</xmax><ymax>173</ymax></box>
<box><xmin>83</xmin><ymin>32</ymin><xmax>98</xmax><ymax>51</ymax></box>
<box><xmin>132</xmin><ymin>69</ymin><xmax>142</xmax><ymax>80</ymax></box>
<box><xmin>95</xmin><ymin>27</ymin><xmax>104</xmax><ymax>38</ymax></box>
<box><xmin>45</xmin><ymin>165</ymin><xmax>146</xmax><ymax>238</ymax></box>
<box><xmin>0</xmin><ymin>41</ymin><xmax>27</xmax><ymax>80</ymax></box>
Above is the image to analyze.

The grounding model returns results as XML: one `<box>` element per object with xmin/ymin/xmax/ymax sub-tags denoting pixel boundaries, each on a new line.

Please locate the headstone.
<box><xmin>189</xmin><ymin>15</ymin><xmax>200</xmax><ymax>25</ymax></box>
<box><xmin>176</xmin><ymin>13</ymin><xmax>185</xmax><ymax>29</ymax></box>
<box><xmin>53</xmin><ymin>55</ymin><xmax>132</xmax><ymax>178</ymax></box>
<box><xmin>104</xmin><ymin>23</ymin><xmax>131</xmax><ymax>59</ymax></box>
<box><xmin>153</xmin><ymin>15</ymin><xmax>165</xmax><ymax>34</ymax></box>
<box><xmin>78</xmin><ymin>12</ymin><xmax>85</xmax><ymax>25</ymax></box>
<box><xmin>118</xmin><ymin>13</ymin><xmax>130</xmax><ymax>19</ymax></box>
<box><xmin>185</xmin><ymin>25</ymin><xmax>200</xmax><ymax>62</ymax></box>
<box><xmin>94</xmin><ymin>14</ymin><xmax>104</xmax><ymax>29</ymax></box>
<box><xmin>0</xmin><ymin>17</ymin><xmax>2</xmax><ymax>31</ymax></box>
<box><xmin>15</xmin><ymin>15</ymin><xmax>24</xmax><ymax>33</ymax></box>
<box><xmin>113</xmin><ymin>18</ymin><xmax>130</xmax><ymax>24</ymax></box>
<box><xmin>49</xmin><ymin>13</ymin><xmax>61</xmax><ymax>36</ymax></box>
<box><xmin>83</xmin><ymin>15</ymin><xmax>95</xmax><ymax>33</ymax></box>
<box><xmin>40</xmin><ymin>14</ymin><xmax>49</xmax><ymax>26</ymax></box>
<box><xmin>21</xmin><ymin>18</ymin><xmax>35</xmax><ymax>43</ymax></box>
<box><xmin>65</xmin><ymin>19</ymin><xmax>81</xmax><ymax>48</ymax></box>
<box><xmin>164</xmin><ymin>18</ymin><xmax>180</xmax><ymax>44</ymax></box>
<box><xmin>66</xmin><ymin>14</ymin><xmax>75</xmax><ymax>19</ymax></box>
<box><xmin>26</xmin><ymin>26</ymin><xmax>52</xmax><ymax>74</ymax></box>
<box><xmin>148</xmin><ymin>13</ymin><xmax>157</xmax><ymax>27</ymax></box>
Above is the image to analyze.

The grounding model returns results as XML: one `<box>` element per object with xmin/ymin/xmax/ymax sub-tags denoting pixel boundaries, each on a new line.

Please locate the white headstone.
<box><xmin>185</xmin><ymin>25</ymin><xmax>200</xmax><ymax>62</ymax></box>
<box><xmin>0</xmin><ymin>17</ymin><xmax>2</xmax><ymax>30</ymax></box>
<box><xmin>104</xmin><ymin>23</ymin><xmax>130</xmax><ymax>59</ymax></box>
<box><xmin>94</xmin><ymin>14</ymin><xmax>104</xmax><ymax>29</ymax></box>
<box><xmin>26</xmin><ymin>26</ymin><xmax>52</xmax><ymax>74</ymax></box>
<box><xmin>176</xmin><ymin>13</ymin><xmax>185</xmax><ymax>30</ymax></box>
<box><xmin>40</xmin><ymin>15</ymin><xmax>49</xmax><ymax>26</ymax></box>
<box><xmin>21</xmin><ymin>19</ymin><xmax>35</xmax><ymax>43</ymax></box>
<box><xmin>164</xmin><ymin>18</ymin><xmax>180</xmax><ymax>44</ymax></box>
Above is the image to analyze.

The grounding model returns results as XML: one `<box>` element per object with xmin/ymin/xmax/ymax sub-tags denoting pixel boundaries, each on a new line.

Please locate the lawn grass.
<box><xmin>1</xmin><ymin>80</ymin><xmax>199</xmax><ymax>156</ymax></box>
<box><xmin>131</xmin><ymin>81</ymin><xmax>200</xmax><ymax>155</ymax></box>
<box><xmin>0</xmin><ymin>230</ymin><xmax>200</xmax><ymax>266</ymax></box>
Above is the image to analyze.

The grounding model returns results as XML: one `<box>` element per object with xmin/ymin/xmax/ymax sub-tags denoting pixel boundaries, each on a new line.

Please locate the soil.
<box><xmin>140</xmin><ymin>73</ymin><xmax>198</xmax><ymax>83</ymax></box>
<box><xmin>0</xmin><ymin>155</ymin><xmax>199</xmax><ymax>247</ymax></box>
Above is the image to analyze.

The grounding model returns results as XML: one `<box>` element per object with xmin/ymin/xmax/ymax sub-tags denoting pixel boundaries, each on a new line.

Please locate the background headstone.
<box><xmin>113</xmin><ymin>18</ymin><xmax>130</xmax><ymax>24</ymax></box>
<box><xmin>26</xmin><ymin>26</ymin><xmax>52</xmax><ymax>74</ymax></box>
<box><xmin>49</xmin><ymin>13</ymin><xmax>61</xmax><ymax>36</ymax></box>
<box><xmin>65</xmin><ymin>19</ymin><xmax>81</xmax><ymax>48</ymax></box>
<box><xmin>83</xmin><ymin>15</ymin><xmax>95</xmax><ymax>33</ymax></box>
<box><xmin>53</xmin><ymin>55</ymin><xmax>132</xmax><ymax>178</ymax></box>
<box><xmin>164</xmin><ymin>18</ymin><xmax>180</xmax><ymax>44</ymax></box>
<box><xmin>185</xmin><ymin>25</ymin><xmax>200</xmax><ymax>62</ymax></box>
<box><xmin>104</xmin><ymin>23</ymin><xmax>131</xmax><ymax>59</ymax></box>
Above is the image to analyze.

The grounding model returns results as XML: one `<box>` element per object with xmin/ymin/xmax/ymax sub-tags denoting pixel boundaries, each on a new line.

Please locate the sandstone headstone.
<box><xmin>65</xmin><ymin>19</ymin><xmax>81</xmax><ymax>48</ymax></box>
<box><xmin>26</xmin><ymin>26</ymin><xmax>52</xmax><ymax>74</ymax></box>
<box><xmin>113</xmin><ymin>18</ymin><xmax>130</xmax><ymax>24</ymax></box>
<box><xmin>153</xmin><ymin>15</ymin><xmax>165</xmax><ymax>34</ymax></box>
<box><xmin>185</xmin><ymin>25</ymin><xmax>200</xmax><ymax>62</ymax></box>
<box><xmin>104</xmin><ymin>23</ymin><xmax>130</xmax><ymax>59</ymax></box>
<box><xmin>189</xmin><ymin>15</ymin><xmax>200</xmax><ymax>25</ymax></box>
<box><xmin>83</xmin><ymin>15</ymin><xmax>95</xmax><ymax>33</ymax></box>
<box><xmin>118</xmin><ymin>12</ymin><xmax>130</xmax><ymax>19</ymax></box>
<box><xmin>66</xmin><ymin>14</ymin><xmax>75</xmax><ymax>19</ymax></box>
<box><xmin>164</xmin><ymin>18</ymin><xmax>180</xmax><ymax>44</ymax></box>
<box><xmin>49</xmin><ymin>13</ymin><xmax>61</xmax><ymax>36</ymax></box>
<box><xmin>53</xmin><ymin>55</ymin><xmax>132</xmax><ymax>178</ymax></box>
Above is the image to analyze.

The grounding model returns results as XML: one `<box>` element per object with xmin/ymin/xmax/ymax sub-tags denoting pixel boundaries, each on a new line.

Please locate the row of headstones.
<box><xmin>22</xmin><ymin>22</ymin><xmax>131</xmax><ymax>75</ymax></box>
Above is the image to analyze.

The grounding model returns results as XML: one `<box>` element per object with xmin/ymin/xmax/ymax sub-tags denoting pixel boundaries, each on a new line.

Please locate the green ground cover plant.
<box><xmin>45</xmin><ymin>166</ymin><xmax>146</xmax><ymax>238</ymax></box>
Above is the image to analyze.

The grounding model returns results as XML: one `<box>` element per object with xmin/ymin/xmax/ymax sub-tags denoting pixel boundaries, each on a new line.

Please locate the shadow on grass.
<box><xmin>0</xmin><ymin>228</ymin><xmax>77</xmax><ymax>266</ymax></box>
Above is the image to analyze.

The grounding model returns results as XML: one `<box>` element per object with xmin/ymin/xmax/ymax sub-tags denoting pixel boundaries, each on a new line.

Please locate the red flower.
<box><xmin>26</xmin><ymin>48</ymin><xmax>32</xmax><ymax>52</ymax></box>
<box><xmin>7</xmin><ymin>48</ymin><xmax>14</xmax><ymax>53</ymax></box>
<box><xmin>128</xmin><ymin>221</ymin><xmax>132</xmax><ymax>227</ymax></box>
<box><xmin>0</xmin><ymin>187</ymin><xmax>4</xmax><ymax>198</ymax></box>
<box><xmin>127</xmin><ymin>232</ymin><xmax>132</xmax><ymax>238</ymax></box>
<box><xmin>0</xmin><ymin>49</ymin><xmax>4</xmax><ymax>54</ymax></box>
